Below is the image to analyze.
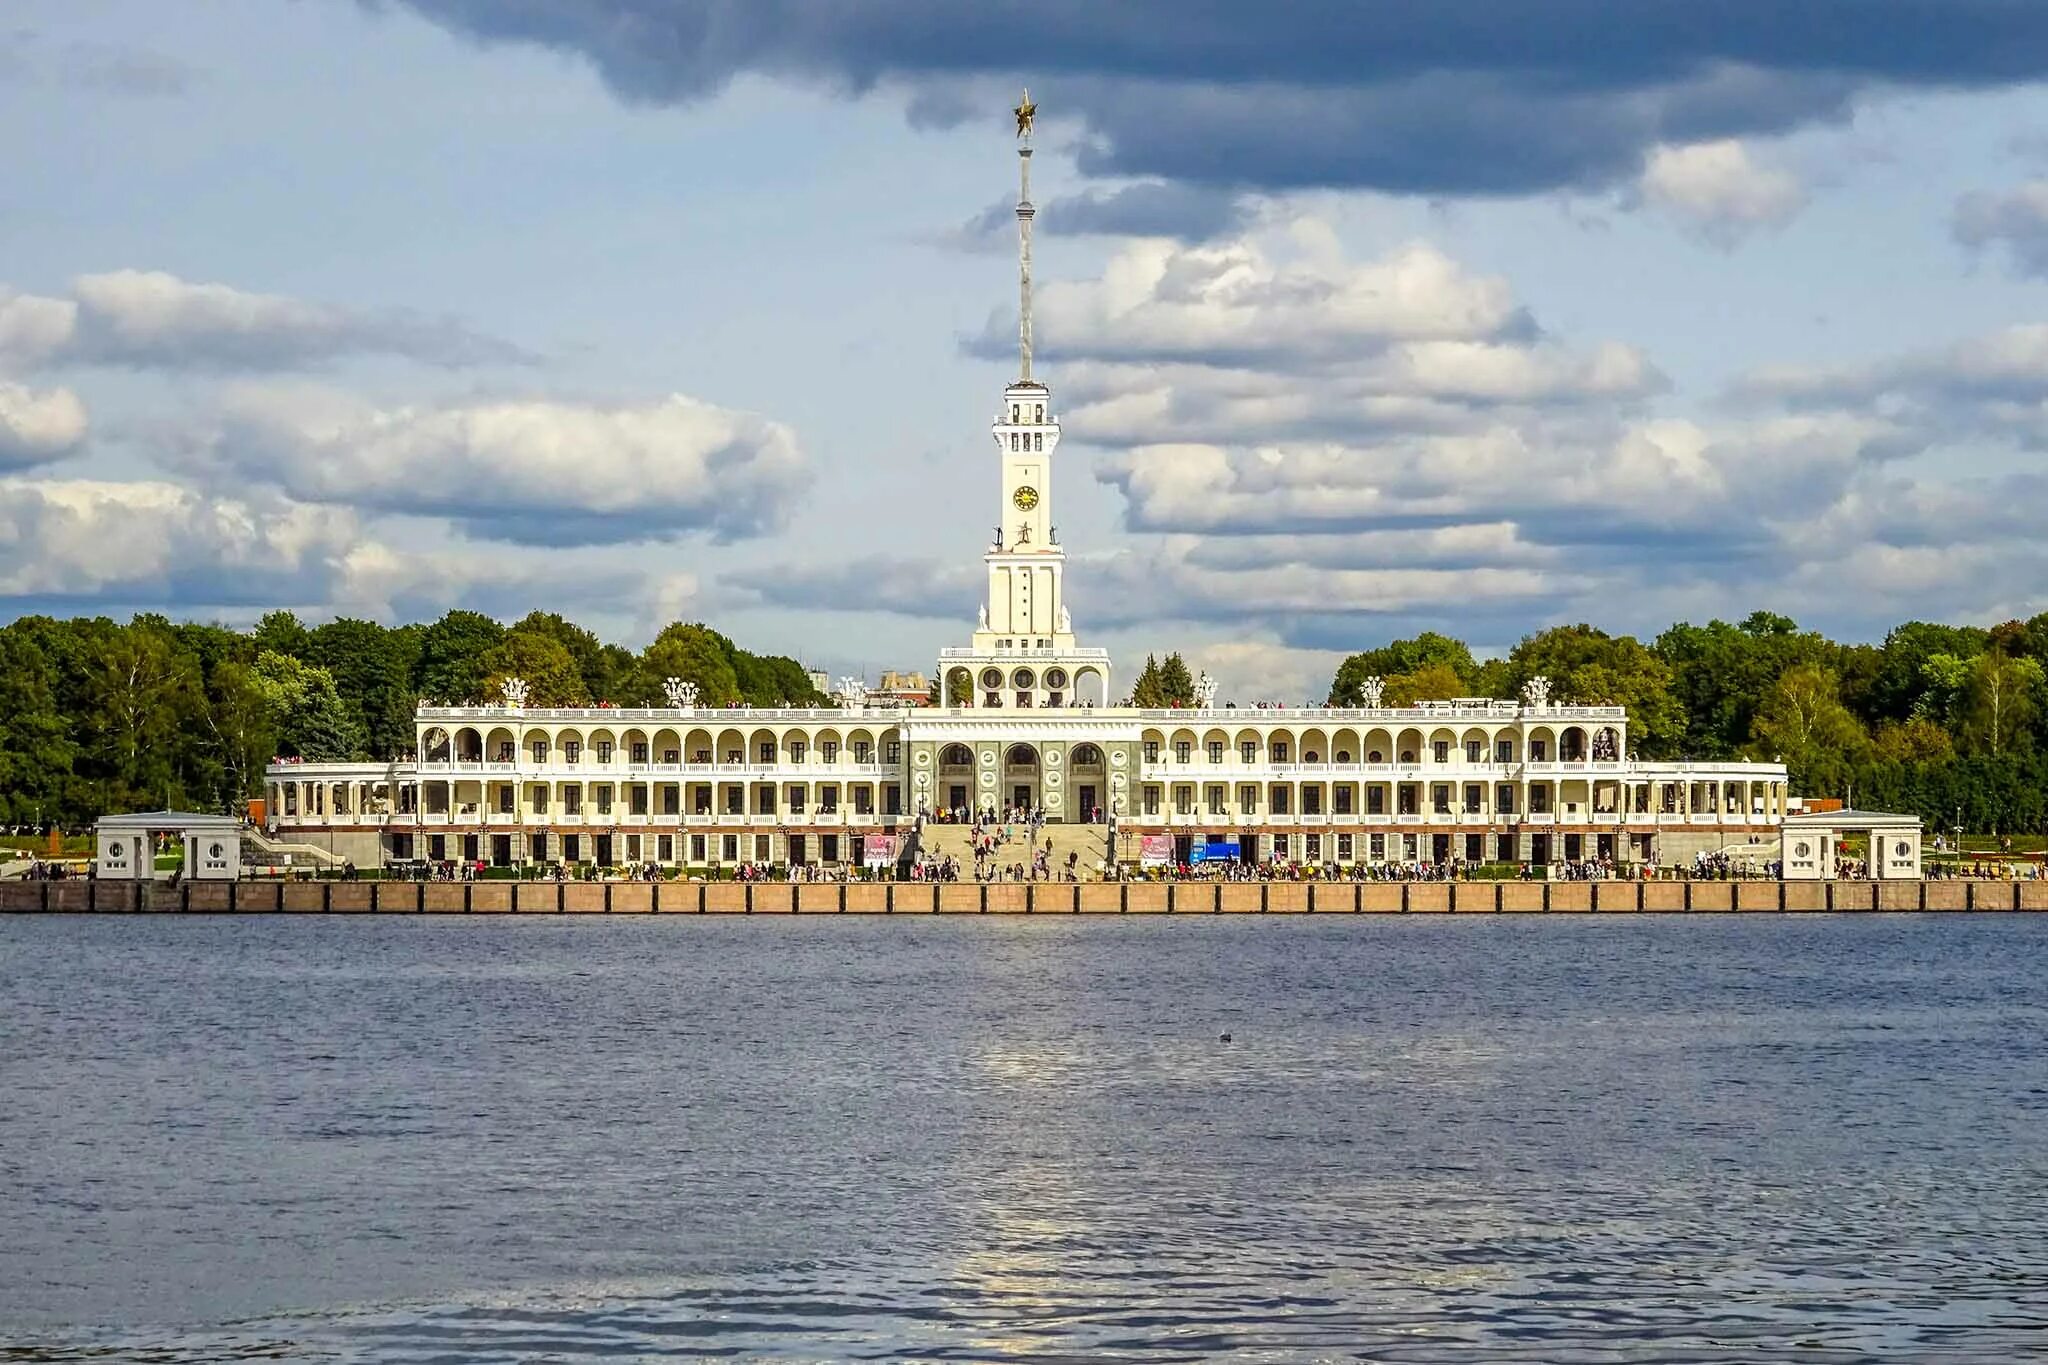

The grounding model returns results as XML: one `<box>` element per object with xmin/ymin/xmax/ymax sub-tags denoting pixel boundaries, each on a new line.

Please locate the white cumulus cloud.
<box><xmin>1638</xmin><ymin>140</ymin><xmax>1807</xmax><ymax>247</ymax></box>
<box><xmin>0</xmin><ymin>382</ymin><xmax>88</xmax><ymax>467</ymax></box>
<box><xmin>172</xmin><ymin>385</ymin><xmax>809</xmax><ymax>546</ymax></box>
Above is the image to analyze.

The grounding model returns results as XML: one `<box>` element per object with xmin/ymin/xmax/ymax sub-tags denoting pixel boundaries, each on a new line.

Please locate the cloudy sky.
<box><xmin>8</xmin><ymin>1</ymin><xmax>2048</xmax><ymax>699</ymax></box>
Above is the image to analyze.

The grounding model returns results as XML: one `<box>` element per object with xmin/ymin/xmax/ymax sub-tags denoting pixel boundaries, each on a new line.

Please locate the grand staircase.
<box><xmin>913</xmin><ymin>820</ymin><xmax>1115</xmax><ymax>877</ymax></box>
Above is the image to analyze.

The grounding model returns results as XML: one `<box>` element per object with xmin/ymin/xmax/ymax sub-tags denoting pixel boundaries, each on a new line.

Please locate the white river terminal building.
<box><xmin>264</xmin><ymin>121</ymin><xmax>1789</xmax><ymax>876</ymax></box>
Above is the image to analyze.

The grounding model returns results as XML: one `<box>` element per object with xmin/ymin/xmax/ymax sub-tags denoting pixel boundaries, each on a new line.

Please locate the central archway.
<box><xmin>1003</xmin><ymin>743</ymin><xmax>1040</xmax><ymax>815</ymax></box>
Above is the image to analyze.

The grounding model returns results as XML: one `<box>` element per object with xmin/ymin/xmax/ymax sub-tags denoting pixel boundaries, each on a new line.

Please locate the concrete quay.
<box><xmin>4</xmin><ymin>878</ymin><xmax>2046</xmax><ymax>915</ymax></box>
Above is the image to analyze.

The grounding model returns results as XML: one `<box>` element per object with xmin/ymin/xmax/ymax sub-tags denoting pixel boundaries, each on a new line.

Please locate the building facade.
<box><xmin>264</xmin><ymin>112</ymin><xmax>1787</xmax><ymax>873</ymax></box>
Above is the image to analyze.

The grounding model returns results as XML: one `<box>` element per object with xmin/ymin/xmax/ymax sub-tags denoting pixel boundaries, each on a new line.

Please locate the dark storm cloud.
<box><xmin>380</xmin><ymin>0</ymin><xmax>2048</xmax><ymax>194</ymax></box>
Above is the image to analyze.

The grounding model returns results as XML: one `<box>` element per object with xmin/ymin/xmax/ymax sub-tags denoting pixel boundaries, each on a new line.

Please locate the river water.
<box><xmin>2</xmin><ymin>914</ymin><xmax>2044</xmax><ymax>1363</ymax></box>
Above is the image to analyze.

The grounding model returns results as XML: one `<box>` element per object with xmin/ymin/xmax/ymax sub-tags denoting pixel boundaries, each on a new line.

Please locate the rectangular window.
<box><xmin>1335</xmin><ymin>787</ymin><xmax>1354</xmax><ymax>815</ymax></box>
<box><xmin>532</xmin><ymin>740</ymin><xmax>549</xmax><ymax>762</ymax></box>
<box><xmin>822</xmin><ymin>834</ymin><xmax>839</xmax><ymax>863</ymax></box>
<box><xmin>564</xmin><ymin>741</ymin><xmax>581</xmax><ymax>763</ymax></box>
<box><xmin>1497</xmin><ymin>784</ymin><xmax>1516</xmax><ymax>814</ymax></box>
<box><xmin>687</xmin><ymin>834</ymin><xmax>703</xmax><ymax>862</ymax></box>
<box><xmin>1464</xmin><ymin>784</ymin><xmax>1482</xmax><ymax>814</ymax></box>
<box><xmin>1047</xmin><ymin>691</ymin><xmax>1062</xmax><ymax>707</ymax></box>
<box><xmin>1466</xmin><ymin>740</ymin><xmax>1483</xmax><ymax>762</ymax></box>
<box><xmin>1143</xmin><ymin>786</ymin><xmax>1160</xmax><ymax>816</ymax></box>
<box><xmin>853</xmin><ymin>741</ymin><xmax>871</xmax><ymax>763</ymax></box>
<box><xmin>885</xmin><ymin>785</ymin><xmax>902</xmax><ymax>815</ymax></box>
<box><xmin>1144</xmin><ymin>741</ymin><xmax>1160</xmax><ymax>762</ymax></box>
<box><xmin>531</xmin><ymin>787</ymin><xmax>548</xmax><ymax>815</ymax></box>
<box><xmin>1272</xmin><ymin>742</ymin><xmax>1290</xmax><ymax>762</ymax></box>
<box><xmin>759</xmin><ymin>742</ymin><xmax>776</xmax><ymax>763</ymax></box>
<box><xmin>854</xmin><ymin>789</ymin><xmax>872</xmax><ymax>815</ymax></box>
<box><xmin>885</xmin><ymin>741</ymin><xmax>901</xmax><ymax>764</ymax></box>
<box><xmin>1174</xmin><ymin>741</ymin><xmax>1191</xmax><ymax>763</ymax></box>
<box><xmin>787</xmin><ymin>787</ymin><xmax>805</xmax><ymax>815</ymax></box>
<box><xmin>597</xmin><ymin>741</ymin><xmax>613</xmax><ymax>763</ymax></box>
<box><xmin>1241</xmin><ymin>741</ymin><xmax>1258</xmax><ymax>763</ymax></box>
<box><xmin>1208</xmin><ymin>741</ymin><xmax>1224</xmax><ymax>763</ymax></box>
<box><xmin>721</xmin><ymin>834</ymin><xmax>738</xmax><ymax>862</ymax></box>
<box><xmin>1271</xmin><ymin>787</ymin><xmax>1291</xmax><ymax>815</ymax></box>
<box><xmin>790</xmin><ymin>742</ymin><xmax>807</xmax><ymax>762</ymax></box>
<box><xmin>1432</xmin><ymin>784</ymin><xmax>1451</xmax><ymax>815</ymax></box>
<box><xmin>630</xmin><ymin>786</ymin><xmax>648</xmax><ymax>816</ymax></box>
<box><xmin>497</xmin><ymin>786</ymin><xmax>515</xmax><ymax>815</ymax></box>
<box><xmin>1398</xmin><ymin>786</ymin><xmax>1417</xmax><ymax>815</ymax></box>
<box><xmin>1303</xmin><ymin>787</ymin><xmax>1322</xmax><ymax>815</ymax></box>
<box><xmin>1273</xmin><ymin>835</ymin><xmax>1289</xmax><ymax>860</ymax></box>
<box><xmin>1433</xmin><ymin>740</ymin><xmax>1449</xmax><ymax>763</ymax></box>
<box><xmin>562</xmin><ymin>834</ymin><xmax>580</xmax><ymax>863</ymax></box>
<box><xmin>1496</xmin><ymin>739</ymin><xmax>1513</xmax><ymax>763</ymax></box>
<box><xmin>632</xmin><ymin>742</ymin><xmax>648</xmax><ymax>763</ymax></box>
<box><xmin>820</xmin><ymin>784</ymin><xmax>839</xmax><ymax>813</ymax></box>
<box><xmin>1206</xmin><ymin>784</ymin><xmax>1225</xmax><ymax>813</ymax></box>
<box><xmin>821</xmin><ymin>741</ymin><xmax>838</xmax><ymax>762</ymax></box>
<box><xmin>1305</xmin><ymin>833</ymin><xmax>1321</xmax><ymax>861</ymax></box>
<box><xmin>1337</xmin><ymin>833</ymin><xmax>1353</xmax><ymax>861</ymax></box>
<box><xmin>755</xmin><ymin>835</ymin><xmax>772</xmax><ymax>861</ymax></box>
<box><xmin>1238</xmin><ymin>785</ymin><xmax>1259</xmax><ymax>814</ymax></box>
<box><xmin>1367</xmin><ymin>787</ymin><xmax>1385</xmax><ymax>815</ymax></box>
<box><xmin>563</xmin><ymin>787</ymin><xmax>581</xmax><ymax>815</ymax></box>
<box><xmin>1175</xmin><ymin>786</ymin><xmax>1193</xmax><ymax>815</ymax></box>
<box><xmin>1370</xmin><ymin>833</ymin><xmax>1385</xmax><ymax>859</ymax></box>
<box><xmin>1530</xmin><ymin>740</ymin><xmax>1548</xmax><ymax>762</ymax></box>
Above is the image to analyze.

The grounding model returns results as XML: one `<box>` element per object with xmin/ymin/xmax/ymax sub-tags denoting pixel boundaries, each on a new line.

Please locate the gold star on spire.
<box><xmin>1014</xmin><ymin>89</ymin><xmax>1036</xmax><ymax>139</ymax></box>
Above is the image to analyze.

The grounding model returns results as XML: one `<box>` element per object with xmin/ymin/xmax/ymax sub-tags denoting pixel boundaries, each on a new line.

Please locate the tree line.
<box><xmin>0</xmin><ymin>610</ymin><xmax>823</xmax><ymax>828</ymax></box>
<box><xmin>1324</xmin><ymin>613</ymin><xmax>2048</xmax><ymax>835</ymax></box>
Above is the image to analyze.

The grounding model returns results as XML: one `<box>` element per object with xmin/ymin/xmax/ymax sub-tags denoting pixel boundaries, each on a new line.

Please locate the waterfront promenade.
<box><xmin>6</xmin><ymin>877</ymin><xmax>2045</xmax><ymax>914</ymax></box>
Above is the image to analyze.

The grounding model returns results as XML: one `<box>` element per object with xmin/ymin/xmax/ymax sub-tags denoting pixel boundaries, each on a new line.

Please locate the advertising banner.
<box><xmin>1192</xmin><ymin>840</ymin><xmax>1240</xmax><ymax>863</ymax></box>
<box><xmin>1139</xmin><ymin>835</ymin><xmax>1173</xmax><ymax>866</ymax></box>
<box><xmin>862</xmin><ymin>835</ymin><xmax>898</xmax><ymax>862</ymax></box>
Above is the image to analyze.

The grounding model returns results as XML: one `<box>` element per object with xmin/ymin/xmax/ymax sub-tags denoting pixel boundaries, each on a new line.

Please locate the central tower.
<box><xmin>938</xmin><ymin>93</ymin><xmax>1111</xmax><ymax>711</ymax></box>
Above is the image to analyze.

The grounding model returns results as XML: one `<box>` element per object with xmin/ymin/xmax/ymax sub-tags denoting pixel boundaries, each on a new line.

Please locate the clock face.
<box><xmin>1013</xmin><ymin>485</ymin><xmax>1040</xmax><ymax>510</ymax></box>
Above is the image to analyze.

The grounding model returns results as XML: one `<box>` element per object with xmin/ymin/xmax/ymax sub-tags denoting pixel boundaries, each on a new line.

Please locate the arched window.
<box><xmin>1071</xmin><ymin>744</ymin><xmax>1102</xmax><ymax>765</ymax></box>
<box><xmin>941</xmin><ymin>744</ymin><xmax>973</xmax><ymax>766</ymax></box>
<box><xmin>1006</xmin><ymin>744</ymin><xmax>1039</xmax><ymax>767</ymax></box>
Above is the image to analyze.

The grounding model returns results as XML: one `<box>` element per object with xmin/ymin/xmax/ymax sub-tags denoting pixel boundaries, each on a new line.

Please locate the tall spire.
<box><xmin>1014</xmin><ymin>89</ymin><xmax>1037</xmax><ymax>383</ymax></box>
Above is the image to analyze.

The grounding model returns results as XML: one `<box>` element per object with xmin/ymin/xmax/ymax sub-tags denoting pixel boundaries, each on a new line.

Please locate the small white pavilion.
<box><xmin>1781</xmin><ymin>808</ymin><xmax>1923</xmax><ymax>881</ymax></box>
<box><xmin>95</xmin><ymin>811</ymin><xmax>243</xmax><ymax>881</ymax></box>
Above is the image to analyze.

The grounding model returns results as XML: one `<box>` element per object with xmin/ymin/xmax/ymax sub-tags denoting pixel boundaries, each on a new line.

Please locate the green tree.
<box><xmin>1130</xmin><ymin>654</ymin><xmax>1165</xmax><ymax>707</ymax></box>
<box><xmin>252</xmin><ymin>651</ymin><xmax>366</xmax><ymax>761</ymax></box>
<box><xmin>252</xmin><ymin>609</ymin><xmax>311</xmax><ymax>660</ymax></box>
<box><xmin>478</xmin><ymin>631</ymin><xmax>589</xmax><ymax>707</ymax></box>
<box><xmin>0</xmin><ymin>627</ymin><xmax>77</xmax><ymax>825</ymax></box>
<box><xmin>1654</xmin><ymin>611</ymin><xmax>1830</xmax><ymax>757</ymax></box>
<box><xmin>80</xmin><ymin>621</ymin><xmax>208</xmax><ymax>810</ymax></box>
<box><xmin>1158</xmin><ymin>653</ymin><xmax>1196</xmax><ymax>707</ymax></box>
<box><xmin>1748</xmin><ymin>663</ymin><xmax>1868</xmax><ymax>796</ymax></box>
<box><xmin>1866</xmin><ymin>622</ymin><xmax>1991</xmax><ymax>724</ymax></box>
<box><xmin>510</xmin><ymin>610</ymin><xmax>612</xmax><ymax>699</ymax></box>
<box><xmin>1508</xmin><ymin>624</ymin><xmax>1687</xmax><ymax>757</ymax></box>
<box><xmin>308</xmin><ymin>618</ymin><xmax>421</xmax><ymax>759</ymax></box>
<box><xmin>1871</xmin><ymin>717</ymin><xmax>1953</xmax><ymax>764</ymax></box>
<box><xmin>1961</xmin><ymin>652</ymin><xmax>2044</xmax><ymax>756</ymax></box>
<box><xmin>414</xmin><ymin>610</ymin><xmax>506</xmax><ymax>703</ymax></box>
<box><xmin>1328</xmin><ymin>632</ymin><xmax>1479</xmax><ymax>705</ymax></box>
<box><xmin>630</xmin><ymin>623</ymin><xmax>741</xmax><ymax>706</ymax></box>
<box><xmin>1383</xmin><ymin>661</ymin><xmax>1469</xmax><ymax>706</ymax></box>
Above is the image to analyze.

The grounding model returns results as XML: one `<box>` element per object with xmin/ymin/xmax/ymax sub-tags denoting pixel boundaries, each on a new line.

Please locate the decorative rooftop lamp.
<box><xmin>501</xmin><ymin>676</ymin><xmax>529</xmax><ymax>710</ymax></box>
<box><xmin>663</xmin><ymin>677</ymin><xmax>699</xmax><ymax>709</ymax></box>
<box><xmin>1194</xmin><ymin>671</ymin><xmax>1218</xmax><ymax>709</ymax></box>
<box><xmin>838</xmin><ymin>676</ymin><xmax>868</xmax><ymax>709</ymax></box>
<box><xmin>1360</xmin><ymin>675</ymin><xmax>1386</xmax><ymax>709</ymax></box>
<box><xmin>1522</xmin><ymin>675</ymin><xmax>1552</xmax><ymax>710</ymax></box>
